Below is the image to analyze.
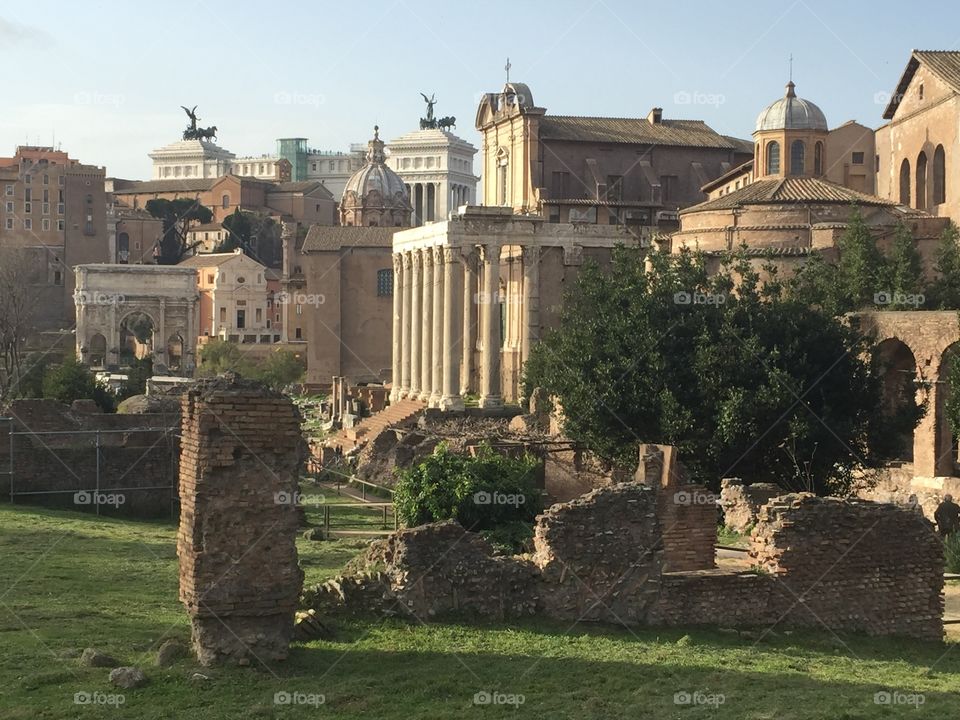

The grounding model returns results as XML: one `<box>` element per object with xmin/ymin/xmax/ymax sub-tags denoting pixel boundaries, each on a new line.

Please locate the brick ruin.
<box><xmin>719</xmin><ymin>478</ymin><xmax>784</xmax><ymax>533</ymax></box>
<box><xmin>177</xmin><ymin>375</ymin><xmax>305</xmax><ymax>666</ymax></box>
<box><xmin>306</xmin><ymin>443</ymin><xmax>945</xmax><ymax>641</ymax></box>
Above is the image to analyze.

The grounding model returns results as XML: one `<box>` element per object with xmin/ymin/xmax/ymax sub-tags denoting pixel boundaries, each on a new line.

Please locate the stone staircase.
<box><xmin>326</xmin><ymin>398</ymin><xmax>425</xmax><ymax>454</ymax></box>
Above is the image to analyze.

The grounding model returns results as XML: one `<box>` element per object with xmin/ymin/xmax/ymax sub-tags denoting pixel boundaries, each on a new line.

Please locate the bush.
<box><xmin>41</xmin><ymin>357</ymin><xmax>114</xmax><ymax>412</ymax></box>
<box><xmin>393</xmin><ymin>443</ymin><xmax>542</xmax><ymax>532</ymax></box>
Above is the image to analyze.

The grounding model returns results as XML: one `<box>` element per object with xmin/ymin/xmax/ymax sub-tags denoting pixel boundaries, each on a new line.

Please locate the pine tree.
<box><xmin>883</xmin><ymin>221</ymin><xmax>924</xmax><ymax>305</ymax></box>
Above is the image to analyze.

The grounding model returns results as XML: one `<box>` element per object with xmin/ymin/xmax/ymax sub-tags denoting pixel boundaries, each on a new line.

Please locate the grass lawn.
<box><xmin>2</xmin><ymin>503</ymin><xmax>960</xmax><ymax>719</ymax></box>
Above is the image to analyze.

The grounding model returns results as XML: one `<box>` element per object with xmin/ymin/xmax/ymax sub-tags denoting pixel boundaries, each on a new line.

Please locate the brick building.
<box><xmin>0</xmin><ymin>145</ymin><xmax>107</xmax><ymax>329</ymax></box>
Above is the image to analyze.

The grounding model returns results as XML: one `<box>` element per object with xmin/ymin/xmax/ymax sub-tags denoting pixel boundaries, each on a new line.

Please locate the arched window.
<box><xmin>934</xmin><ymin>144</ymin><xmax>946</xmax><ymax>205</ymax></box>
<box><xmin>766</xmin><ymin>141</ymin><xmax>780</xmax><ymax>175</ymax></box>
<box><xmin>221</xmin><ymin>194</ymin><xmax>230</xmax><ymax>209</ymax></box>
<box><xmin>814</xmin><ymin>142</ymin><xmax>824</xmax><ymax>176</ymax></box>
<box><xmin>916</xmin><ymin>151</ymin><xmax>928</xmax><ymax>210</ymax></box>
<box><xmin>899</xmin><ymin>159</ymin><xmax>911</xmax><ymax>205</ymax></box>
<box><xmin>790</xmin><ymin>140</ymin><xmax>805</xmax><ymax>175</ymax></box>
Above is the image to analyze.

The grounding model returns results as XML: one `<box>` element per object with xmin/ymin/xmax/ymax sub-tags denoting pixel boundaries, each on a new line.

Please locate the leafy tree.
<box><xmin>884</xmin><ymin>221</ymin><xmax>925</xmax><ymax>301</ymax></box>
<box><xmin>145</xmin><ymin>198</ymin><xmax>213</xmax><ymax>264</ymax></box>
<box><xmin>523</xmin><ymin>244</ymin><xmax>919</xmax><ymax>496</ymax></box>
<box><xmin>117</xmin><ymin>357</ymin><xmax>153</xmax><ymax>401</ymax></box>
<box><xmin>393</xmin><ymin>444</ymin><xmax>542</xmax><ymax>533</ymax></box>
<box><xmin>41</xmin><ymin>357</ymin><xmax>114</xmax><ymax>412</ymax></box>
<box><xmin>258</xmin><ymin>350</ymin><xmax>304</xmax><ymax>391</ymax></box>
<box><xmin>197</xmin><ymin>340</ymin><xmax>255</xmax><ymax>377</ymax></box>
<box><xmin>835</xmin><ymin>204</ymin><xmax>887</xmax><ymax>311</ymax></box>
<box><xmin>928</xmin><ymin>223</ymin><xmax>960</xmax><ymax>309</ymax></box>
<box><xmin>217</xmin><ymin>207</ymin><xmax>249</xmax><ymax>253</ymax></box>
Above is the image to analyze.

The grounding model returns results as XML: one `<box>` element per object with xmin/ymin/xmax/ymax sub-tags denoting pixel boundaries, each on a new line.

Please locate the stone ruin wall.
<box><xmin>177</xmin><ymin>376</ymin><xmax>305</xmax><ymax>666</ymax></box>
<box><xmin>719</xmin><ymin>478</ymin><xmax>784</xmax><ymax>533</ymax></box>
<box><xmin>307</xmin><ymin>444</ymin><xmax>945</xmax><ymax>641</ymax></box>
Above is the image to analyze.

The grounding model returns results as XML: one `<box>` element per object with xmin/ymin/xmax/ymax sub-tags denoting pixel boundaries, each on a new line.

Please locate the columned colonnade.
<box><xmin>390</xmin><ymin>240</ymin><xmax>540</xmax><ymax>409</ymax></box>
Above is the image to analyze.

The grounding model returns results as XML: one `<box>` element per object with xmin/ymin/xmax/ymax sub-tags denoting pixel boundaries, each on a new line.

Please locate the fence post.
<box><xmin>95</xmin><ymin>430</ymin><xmax>101</xmax><ymax>516</ymax></box>
<box><xmin>324</xmin><ymin>505</ymin><xmax>330</xmax><ymax>537</ymax></box>
<box><xmin>6</xmin><ymin>418</ymin><xmax>13</xmax><ymax>503</ymax></box>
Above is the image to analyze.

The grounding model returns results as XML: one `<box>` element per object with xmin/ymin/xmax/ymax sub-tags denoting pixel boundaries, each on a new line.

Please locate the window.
<box><xmin>919</xmin><ymin>83</ymin><xmax>924</xmax><ymax>100</ymax></box>
<box><xmin>221</xmin><ymin>194</ymin><xmax>229</xmax><ymax>209</ymax></box>
<box><xmin>57</xmin><ymin>203</ymin><xmax>64</xmax><ymax>215</ymax></box>
<box><xmin>606</xmin><ymin>175</ymin><xmax>623</xmax><ymax>202</ymax></box>
<box><xmin>24</xmin><ymin>174</ymin><xmax>30</xmax><ymax>184</ymax></box>
<box><xmin>5</xmin><ymin>202</ymin><xmax>11</xmax><ymax>212</ymax></box>
<box><xmin>377</xmin><ymin>268</ymin><xmax>393</xmax><ymax>296</ymax></box>
<box><xmin>255</xmin><ymin>308</ymin><xmax>262</xmax><ymax>323</ymax></box>
<box><xmin>328</xmin><ymin>161</ymin><xmax>334</xmax><ymax>171</ymax></box>
<box><xmin>57</xmin><ymin>220</ymin><xmax>64</xmax><ymax>231</ymax></box>
<box><xmin>43</xmin><ymin>174</ymin><xmax>49</xmax><ymax>185</ymax></box>
<box><xmin>766</xmin><ymin>141</ymin><xmax>780</xmax><ymax>175</ymax></box>
<box><xmin>219</xmin><ymin>307</ymin><xmax>226</xmax><ymax>323</ymax></box>
<box><xmin>24</xmin><ymin>218</ymin><xmax>31</xmax><ymax>229</ymax></box>
<box><xmin>24</xmin><ymin>188</ymin><xmax>31</xmax><ymax>202</ymax></box>
<box><xmin>4</xmin><ymin>184</ymin><xmax>12</xmax><ymax>196</ymax></box>
<box><xmin>790</xmin><ymin>140</ymin><xmax>805</xmax><ymax>175</ymax></box>
<box><xmin>295</xmin><ymin>327</ymin><xmax>302</xmax><ymax>340</ymax></box>
<box><xmin>58</xmin><ymin>175</ymin><xmax>64</xmax><ymax>186</ymax></box>
<box><xmin>5</xmin><ymin>218</ymin><xmax>12</xmax><ymax>229</ymax></box>
<box><xmin>296</xmin><ymin>304</ymin><xmax>302</xmax><ymax>316</ymax></box>
<box><xmin>899</xmin><ymin>158</ymin><xmax>911</xmax><ymax>205</ymax></box>
<box><xmin>42</xmin><ymin>218</ymin><xmax>49</xmax><ymax>231</ymax></box>
<box><xmin>54</xmin><ymin>270</ymin><xmax>62</xmax><ymax>285</ymax></box>
<box><xmin>42</xmin><ymin>203</ymin><xmax>49</xmax><ymax>215</ymax></box>
<box><xmin>934</xmin><ymin>145</ymin><xmax>946</xmax><ymax>205</ymax></box>
<box><xmin>851</xmin><ymin>152</ymin><xmax>864</xmax><ymax>165</ymax></box>
<box><xmin>207</xmin><ymin>274</ymin><xmax>214</xmax><ymax>284</ymax></box>
<box><xmin>236</xmin><ymin>309</ymin><xmax>245</xmax><ymax>329</ymax></box>
<box><xmin>916</xmin><ymin>151</ymin><xmax>928</xmax><ymax>210</ymax></box>
<box><xmin>814</xmin><ymin>142</ymin><xmax>824</xmax><ymax>175</ymax></box>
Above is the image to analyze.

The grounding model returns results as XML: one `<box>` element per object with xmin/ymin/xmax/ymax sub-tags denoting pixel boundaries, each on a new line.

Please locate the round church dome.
<box><xmin>340</xmin><ymin>126</ymin><xmax>411</xmax><ymax>226</ymax></box>
<box><xmin>755</xmin><ymin>81</ymin><xmax>828</xmax><ymax>132</ymax></box>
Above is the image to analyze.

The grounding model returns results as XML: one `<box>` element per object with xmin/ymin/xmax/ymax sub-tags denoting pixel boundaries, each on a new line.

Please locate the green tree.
<box><xmin>884</xmin><ymin>221</ymin><xmax>925</xmax><ymax>302</ymax></box>
<box><xmin>258</xmin><ymin>350</ymin><xmax>304</xmax><ymax>391</ymax></box>
<box><xmin>928</xmin><ymin>222</ymin><xmax>960</xmax><ymax>309</ymax></box>
<box><xmin>117</xmin><ymin>357</ymin><xmax>153</xmax><ymax>401</ymax></box>
<box><xmin>523</xmin><ymin>244</ymin><xmax>919</xmax><ymax>496</ymax></box>
<box><xmin>41</xmin><ymin>357</ymin><xmax>114</xmax><ymax>411</ymax></box>
<box><xmin>145</xmin><ymin>198</ymin><xmax>214</xmax><ymax>265</ymax></box>
<box><xmin>217</xmin><ymin>207</ymin><xmax>249</xmax><ymax>253</ymax></box>
<box><xmin>197</xmin><ymin>340</ymin><xmax>255</xmax><ymax>377</ymax></box>
<box><xmin>835</xmin><ymin>204</ymin><xmax>887</xmax><ymax>311</ymax></box>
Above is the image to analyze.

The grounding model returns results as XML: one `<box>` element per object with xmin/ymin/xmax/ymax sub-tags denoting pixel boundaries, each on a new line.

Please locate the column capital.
<box><xmin>521</xmin><ymin>244</ymin><xmax>541</xmax><ymax>263</ymax></box>
<box><xmin>443</xmin><ymin>246</ymin><xmax>461</xmax><ymax>264</ymax></box>
<box><xmin>393</xmin><ymin>253</ymin><xmax>404</xmax><ymax>271</ymax></box>
<box><xmin>402</xmin><ymin>251</ymin><xmax>413</xmax><ymax>269</ymax></box>
<box><xmin>412</xmin><ymin>249</ymin><xmax>424</xmax><ymax>268</ymax></box>
<box><xmin>432</xmin><ymin>246</ymin><xmax>446</xmax><ymax>265</ymax></box>
<box><xmin>480</xmin><ymin>242</ymin><xmax>501</xmax><ymax>262</ymax></box>
<box><xmin>422</xmin><ymin>247</ymin><xmax>434</xmax><ymax>267</ymax></box>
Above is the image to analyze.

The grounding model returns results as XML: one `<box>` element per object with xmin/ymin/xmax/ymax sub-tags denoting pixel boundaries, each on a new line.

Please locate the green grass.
<box><xmin>2</xmin><ymin>503</ymin><xmax>960</xmax><ymax>718</ymax></box>
<box><xmin>717</xmin><ymin>525</ymin><xmax>751</xmax><ymax>548</ymax></box>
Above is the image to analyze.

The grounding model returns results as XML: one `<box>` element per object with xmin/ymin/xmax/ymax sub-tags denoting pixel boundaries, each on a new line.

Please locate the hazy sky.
<box><xmin>1</xmin><ymin>0</ymin><xmax>958</xmax><ymax>179</ymax></box>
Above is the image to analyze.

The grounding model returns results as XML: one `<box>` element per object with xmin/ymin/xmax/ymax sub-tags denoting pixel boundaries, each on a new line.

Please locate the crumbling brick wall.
<box><xmin>636</xmin><ymin>444</ymin><xmax>716</xmax><ymax>572</ymax></box>
<box><xmin>719</xmin><ymin>478</ymin><xmax>783</xmax><ymax>533</ymax></box>
<box><xmin>178</xmin><ymin>375</ymin><xmax>305</xmax><ymax>666</ymax></box>
<box><xmin>751</xmin><ymin>494</ymin><xmax>944</xmax><ymax>641</ymax></box>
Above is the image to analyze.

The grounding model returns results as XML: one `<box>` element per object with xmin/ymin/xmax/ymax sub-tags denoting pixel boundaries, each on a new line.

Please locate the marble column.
<box><xmin>521</xmin><ymin>245</ymin><xmax>541</xmax><ymax>368</ymax></box>
<box><xmin>430</xmin><ymin>246</ymin><xmax>444</xmax><ymax>407</ymax></box>
<box><xmin>409</xmin><ymin>250</ymin><xmax>422</xmax><ymax>400</ymax></box>
<box><xmin>461</xmin><ymin>248</ymin><xmax>478</xmax><ymax>396</ymax></box>
<box><xmin>399</xmin><ymin>252</ymin><xmax>413</xmax><ymax>398</ymax></box>
<box><xmin>479</xmin><ymin>242</ymin><xmax>502</xmax><ymax>408</ymax></box>
<box><xmin>420</xmin><ymin>249</ymin><xmax>434</xmax><ymax>402</ymax></box>
<box><xmin>441</xmin><ymin>247</ymin><xmax>464</xmax><ymax>411</ymax></box>
<box><xmin>390</xmin><ymin>253</ymin><xmax>404</xmax><ymax>401</ymax></box>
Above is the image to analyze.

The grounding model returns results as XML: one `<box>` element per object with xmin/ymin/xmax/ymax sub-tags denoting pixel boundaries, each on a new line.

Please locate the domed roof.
<box><xmin>342</xmin><ymin>126</ymin><xmax>409</xmax><ymax>206</ymax></box>
<box><xmin>755</xmin><ymin>81</ymin><xmax>828</xmax><ymax>132</ymax></box>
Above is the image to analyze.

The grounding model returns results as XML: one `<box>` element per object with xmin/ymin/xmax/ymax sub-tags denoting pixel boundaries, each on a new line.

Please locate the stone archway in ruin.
<box><xmin>875</xmin><ymin>338</ymin><xmax>918</xmax><ymax>461</ymax></box>
<box><xmin>88</xmin><ymin>333</ymin><xmax>107</xmax><ymax>369</ymax></box>
<box><xmin>854</xmin><ymin>311</ymin><xmax>960</xmax><ymax>478</ymax></box>
<box><xmin>120</xmin><ymin>311</ymin><xmax>156</xmax><ymax>365</ymax></box>
<box><xmin>167</xmin><ymin>333</ymin><xmax>184</xmax><ymax>372</ymax></box>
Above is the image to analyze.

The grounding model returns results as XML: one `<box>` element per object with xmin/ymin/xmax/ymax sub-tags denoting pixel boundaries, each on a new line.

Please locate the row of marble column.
<box><xmin>390</xmin><ymin>243</ymin><xmax>541</xmax><ymax>409</ymax></box>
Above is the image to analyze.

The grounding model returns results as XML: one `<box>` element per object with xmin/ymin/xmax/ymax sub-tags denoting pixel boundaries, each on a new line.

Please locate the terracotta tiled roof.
<box><xmin>301</xmin><ymin>226</ymin><xmax>402</xmax><ymax>252</ymax></box>
<box><xmin>883</xmin><ymin>50</ymin><xmax>960</xmax><ymax>119</ymax></box>
<box><xmin>112</xmin><ymin>178</ymin><xmax>215</xmax><ymax>194</ymax></box>
<box><xmin>538</xmin><ymin>116</ymin><xmax>736</xmax><ymax>149</ymax></box>
<box><xmin>682</xmin><ymin>177</ymin><xmax>897</xmax><ymax>213</ymax></box>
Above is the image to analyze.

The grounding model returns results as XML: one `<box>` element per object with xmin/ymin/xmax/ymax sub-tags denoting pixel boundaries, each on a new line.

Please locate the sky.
<box><xmin>1</xmin><ymin>0</ymin><xmax>959</xmax><ymax>179</ymax></box>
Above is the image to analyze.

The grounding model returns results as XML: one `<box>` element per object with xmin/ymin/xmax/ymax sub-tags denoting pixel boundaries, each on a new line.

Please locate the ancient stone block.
<box><xmin>719</xmin><ymin>478</ymin><xmax>783</xmax><ymax>533</ymax></box>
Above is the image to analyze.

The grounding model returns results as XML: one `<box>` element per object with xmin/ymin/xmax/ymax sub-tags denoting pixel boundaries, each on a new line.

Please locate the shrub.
<box><xmin>393</xmin><ymin>443</ymin><xmax>542</xmax><ymax>532</ymax></box>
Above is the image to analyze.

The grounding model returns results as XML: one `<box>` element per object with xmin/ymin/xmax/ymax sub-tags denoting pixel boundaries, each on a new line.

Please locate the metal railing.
<box><xmin>1</xmin><ymin>421</ymin><xmax>179</xmax><ymax>516</ymax></box>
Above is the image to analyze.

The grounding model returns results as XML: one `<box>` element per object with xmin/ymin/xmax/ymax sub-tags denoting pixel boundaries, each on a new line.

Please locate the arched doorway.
<box><xmin>119</xmin><ymin>311</ymin><xmax>155</xmax><ymax>366</ymax></box>
<box><xmin>876</xmin><ymin>338</ymin><xmax>918</xmax><ymax>461</ymax></box>
<box><xmin>88</xmin><ymin>333</ymin><xmax>107</xmax><ymax>368</ymax></box>
<box><xmin>167</xmin><ymin>333</ymin><xmax>184</xmax><ymax>372</ymax></box>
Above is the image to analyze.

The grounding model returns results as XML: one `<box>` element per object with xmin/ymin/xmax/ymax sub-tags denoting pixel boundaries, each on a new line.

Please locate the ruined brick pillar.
<box><xmin>178</xmin><ymin>375</ymin><xmax>305</xmax><ymax>666</ymax></box>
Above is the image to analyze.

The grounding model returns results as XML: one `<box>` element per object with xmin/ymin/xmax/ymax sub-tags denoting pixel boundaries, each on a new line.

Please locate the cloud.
<box><xmin>0</xmin><ymin>17</ymin><xmax>52</xmax><ymax>47</ymax></box>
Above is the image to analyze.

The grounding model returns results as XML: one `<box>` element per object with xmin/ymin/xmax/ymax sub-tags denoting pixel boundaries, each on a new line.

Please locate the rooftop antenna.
<box><xmin>505</xmin><ymin>57</ymin><xmax>511</xmax><ymax>83</ymax></box>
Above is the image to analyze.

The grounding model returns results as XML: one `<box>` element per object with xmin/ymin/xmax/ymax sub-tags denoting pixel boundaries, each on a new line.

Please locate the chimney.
<box><xmin>647</xmin><ymin>107</ymin><xmax>663</xmax><ymax>124</ymax></box>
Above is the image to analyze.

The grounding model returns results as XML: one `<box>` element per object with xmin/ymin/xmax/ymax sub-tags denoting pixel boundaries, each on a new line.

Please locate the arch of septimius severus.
<box><xmin>390</xmin><ymin>206</ymin><xmax>642</xmax><ymax>408</ymax></box>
